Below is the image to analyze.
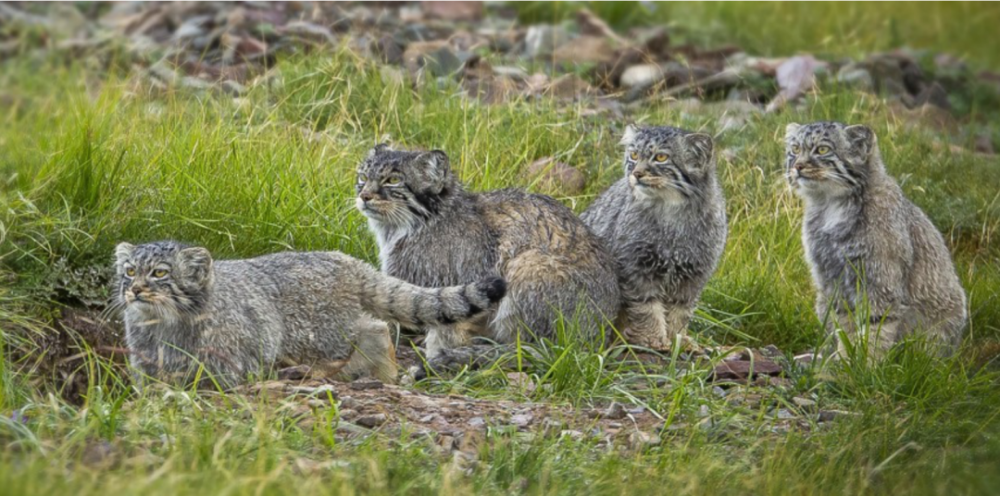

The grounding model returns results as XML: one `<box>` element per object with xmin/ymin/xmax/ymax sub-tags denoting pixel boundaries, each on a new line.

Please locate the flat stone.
<box><xmin>356</xmin><ymin>413</ymin><xmax>388</xmax><ymax>428</ymax></box>
<box><xmin>349</xmin><ymin>379</ymin><xmax>384</xmax><ymax>390</ymax></box>
<box><xmin>290</xmin><ymin>384</ymin><xmax>337</xmax><ymax>397</ymax></box>
<box><xmin>710</xmin><ymin>359</ymin><xmax>782</xmax><ymax>382</ymax></box>
<box><xmin>792</xmin><ymin>396</ymin><xmax>817</xmax><ymax>411</ymax></box>
<box><xmin>818</xmin><ymin>410</ymin><xmax>858</xmax><ymax>422</ymax></box>
<box><xmin>620</xmin><ymin>63</ymin><xmax>664</xmax><ymax>89</ymax></box>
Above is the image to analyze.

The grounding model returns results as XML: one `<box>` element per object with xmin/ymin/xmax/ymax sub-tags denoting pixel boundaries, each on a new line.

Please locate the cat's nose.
<box><xmin>131</xmin><ymin>286</ymin><xmax>143</xmax><ymax>296</ymax></box>
<box><xmin>359</xmin><ymin>192</ymin><xmax>375</xmax><ymax>202</ymax></box>
<box><xmin>794</xmin><ymin>162</ymin><xmax>806</xmax><ymax>172</ymax></box>
<box><xmin>633</xmin><ymin>169</ymin><xmax>648</xmax><ymax>179</ymax></box>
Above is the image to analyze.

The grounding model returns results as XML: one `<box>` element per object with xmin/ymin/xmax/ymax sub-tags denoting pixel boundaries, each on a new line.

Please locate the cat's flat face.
<box><xmin>784</xmin><ymin>121</ymin><xmax>875</xmax><ymax>199</ymax></box>
<box><xmin>355</xmin><ymin>145</ymin><xmax>452</xmax><ymax>228</ymax></box>
<box><xmin>621</xmin><ymin>126</ymin><xmax>713</xmax><ymax>204</ymax></box>
<box><xmin>115</xmin><ymin>241</ymin><xmax>213</xmax><ymax>320</ymax></box>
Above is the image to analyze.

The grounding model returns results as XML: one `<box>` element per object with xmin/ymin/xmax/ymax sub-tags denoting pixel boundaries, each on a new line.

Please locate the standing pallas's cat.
<box><xmin>115</xmin><ymin>241</ymin><xmax>505</xmax><ymax>387</ymax></box>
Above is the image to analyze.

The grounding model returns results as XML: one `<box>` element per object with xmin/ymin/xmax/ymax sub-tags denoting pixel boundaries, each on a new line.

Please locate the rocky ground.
<box><xmin>2</xmin><ymin>2</ymin><xmax>996</xmax><ymax>166</ymax></box>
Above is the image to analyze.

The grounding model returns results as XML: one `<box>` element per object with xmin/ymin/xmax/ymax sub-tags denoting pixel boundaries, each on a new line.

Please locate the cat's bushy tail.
<box><xmin>352</xmin><ymin>263</ymin><xmax>506</xmax><ymax>328</ymax></box>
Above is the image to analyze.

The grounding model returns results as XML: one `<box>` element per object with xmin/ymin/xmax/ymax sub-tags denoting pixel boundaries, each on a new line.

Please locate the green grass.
<box><xmin>2</xmin><ymin>4</ymin><xmax>1000</xmax><ymax>495</ymax></box>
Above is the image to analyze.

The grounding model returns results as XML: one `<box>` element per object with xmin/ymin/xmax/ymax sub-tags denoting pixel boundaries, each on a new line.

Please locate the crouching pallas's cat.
<box><xmin>785</xmin><ymin>121</ymin><xmax>967</xmax><ymax>356</ymax></box>
<box><xmin>355</xmin><ymin>144</ymin><xmax>621</xmax><ymax>370</ymax></box>
<box><xmin>582</xmin><ymin>125</ymin><xmax>728</xmax><ymax>350</ymax></box>
<box><xmin>114</xmin><ymin>241</ymin><xmax>506</xmax><ymax>387</ymax></box>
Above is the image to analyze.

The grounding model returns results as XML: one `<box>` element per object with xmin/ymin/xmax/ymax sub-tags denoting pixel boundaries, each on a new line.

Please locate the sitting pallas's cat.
<box><xmin>785</xmin><ymin>121</ymin><xmax>966</xmax><ymax>357</ymax></box>
<box><xmin>115</xmin><ymin>241</ymin><xmax>505</xmax><ymax>387</ymax></box>
<box><xmin>582</xmin><ymin>125</ymin><xmax>728</xmax><ymax>350</ymax></box>
<box><xmin>355</xmin><ymin>144</ymin><xmax>621</xmax><ymax>372</ymax></box>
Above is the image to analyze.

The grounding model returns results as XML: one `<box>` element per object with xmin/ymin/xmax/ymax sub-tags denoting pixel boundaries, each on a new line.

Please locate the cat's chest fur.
<box><xmin>802</xmin><ymin>199</ymin><xmax>866</xmax><ymax>294</ymax></box>
<box><xmin>611</xmin><ymin>201</ymin><xmax>704</xmax><ymax>288</ymax></box>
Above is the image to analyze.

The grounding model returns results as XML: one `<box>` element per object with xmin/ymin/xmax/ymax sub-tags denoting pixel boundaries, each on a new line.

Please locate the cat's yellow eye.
<box><xmin>816</xmin><ymin>146</ymin><xmax>831</xmax><ymax>154</ymax></box>
<box><xmin>152</xmin><ymin>269</ymin><xmax>168</xmax><ymax>278</ymax></box>
<box><xmin>358</xmin><ymin>173</ymin><xmax>368</xmax><ymax>183</ymax></box>
<box><xmin>384</xmin><ymin>177</ymin><xmax>402</xmax><ymax>186</ymax></box>
<box><xmin>654</xmin><ymin>153</ymin><xmax>669</xmax><ymax>162</ymax></box>
<box><xmin>125</xmin><ymin>267</ymin><xmax>136</xmax><ymax>277</ymax></box>
<box><xmin>791</xmin><ymin>145</ymin><xmax>801</xmax><ymax>154</ymax></box>
<box><xmin>629</xmin><ymin>151</ymin><xmax>639</xmax><ymax>161</ymax></box>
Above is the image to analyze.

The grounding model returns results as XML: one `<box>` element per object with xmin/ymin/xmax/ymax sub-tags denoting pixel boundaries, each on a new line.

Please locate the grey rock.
<box><xmin>628</xmin><ymin>431</ymin><xmax>661</xmax><ymax>449</ymax></box>
<box><xmin>349</xmin><ymin>379</ymin><xmax>384</xmax><ymax>391</ymax></box>
<box><xmin>818</xmin><ymin>410</ymin><xmax>858</xmax><ymax>422</ymax></box>
<box><xmin>589</xmin><ymin>402</ymin><xmax>627</xmax><ymax>420</ymax></box>
<box><xmin>792</xmin><ymin>396</ymin><xmax>817</xmax><ymax>411</ymax></box>
<box><xmin>523</xmin><ymin>25</ymin><xmax>571</xmax><ymax>58</ymax></box>
<box><xmin>620</xmin><ymin>63</ymin><xmax>663</xmax><ymax>89</ymax></box>
<box><xmin>356</xmin><ymin>413</ymin><xmax>388</xmax><ymax>428</ymax></box>
<box><xmin>510</xmin><ymin>413</ymin><xmax>533</xmax><ymax>427</ymax></box>
<box><xmin>372</xmin><ymin>35</ymin><xmax>404</xmax><ymax>65</ymax></box>
<box><xmin>836</xmin><ymin>65</ymin><xmax>875</xmax><ymax>92</ymax></box>
<box><xmin>560</xmin><ymin>429</ymin><xmax>584</xmax><ymax>440</ymax></box>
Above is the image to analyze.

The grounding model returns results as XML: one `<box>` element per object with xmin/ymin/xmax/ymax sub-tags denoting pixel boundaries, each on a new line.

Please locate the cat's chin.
<box><xmin>632</xmin><ymin>184</ymin><xmax>686</xmax><ymax>206</ymax></box>
<box><xmin>126</xmin><ymin>301</ymin><xmax>181</xmax><ymax>322</ymax></box>
<box><xmin>795</xmin><ymin>179</ymin><xmax>852</xmax><ymax>202</ymax></box>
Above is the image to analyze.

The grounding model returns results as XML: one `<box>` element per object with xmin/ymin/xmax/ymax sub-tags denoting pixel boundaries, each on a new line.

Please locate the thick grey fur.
<box><xmin>785</xmin><ymin>121</ymin><xmax>967</xmax><ymax>356</ymax></box>
<box><xmin>355</xmin><ymin>145</ymin><xmax>621</xmax><ymax>369</ymax></box>
<box><xmin>114</xmin><ymin>241</ymin><xmax>506</xmax><ymax>388</ymax></box>
<box><xmin>582</xmin><ymin>125</ymin><xmax>728</xmax><ymax>349</ymax></box>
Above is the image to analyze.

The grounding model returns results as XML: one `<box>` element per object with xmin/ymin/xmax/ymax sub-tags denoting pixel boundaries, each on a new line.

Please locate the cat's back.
<box><xmin>581</xmin><ymin>178</ymin><xmax>631</xmax><ymax>238</ymax></box>
<box><xmin>214</xmin><ymin>251</ymin><xmax>347</xmax><ymax>289</ymax></box>
<box><xmin>212</xmin><ymin>250</ymin><xmax>365</xmax><ymax>328</ymax></box>
<box><xmin>480</xmin><ymin>188</ymin><xmax>611</xmax><ymax>260</ymax></box>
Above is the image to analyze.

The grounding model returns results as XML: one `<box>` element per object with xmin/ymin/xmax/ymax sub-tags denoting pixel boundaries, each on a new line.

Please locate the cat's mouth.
<box><xmin>356</xmin><ymin>197</ymin><xmax>384</xmax><ymax>215</ymax></box>
<box><xmin>630</xmin><ymin>175</ymin><xmax>667</xmax><ymax>190</ymax></box>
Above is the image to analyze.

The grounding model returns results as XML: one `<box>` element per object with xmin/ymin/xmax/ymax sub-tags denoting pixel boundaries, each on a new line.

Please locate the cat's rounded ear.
<box><xmin>620</xmin><ymin>125</ymin><xmax>638</xmax><ymax>146</ymax></box>
<box><xmin>416</xmin><ymin>150</ymin><xmax>451</xmax><ymax>192</ymax></box>
<box><xmin>844</xmin><ymin>124</ymin><xmax>876</xmax><ymax>158</ymax></box>
<box><xmin>114</xmin><ymin>242</ymin><xmax>135</xmax><ymax>266</ymax></box>
<box><xmin>785</xmin><ymin>123</ymin><xmax>801</xmax><ymax>137</ymax></box>
<box><xmin>368</xmin><ymin>142</ymin><xmax>393</xmax><ymax>158</ymax></box>
<box><xmin>178</xmin><ymin>247</ymin><xmax>214</xmax><ymax>286</ymax></box>
<box><xmin>684</xmin><ymin>133</ymin><xmax>714</xmax><ymax>168</ymax></box>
